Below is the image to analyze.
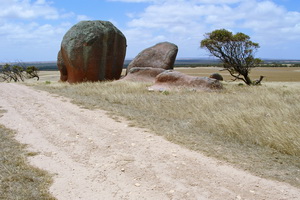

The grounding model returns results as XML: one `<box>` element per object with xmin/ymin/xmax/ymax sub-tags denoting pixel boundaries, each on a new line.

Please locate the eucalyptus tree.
<box><xmin>201</xmin><ymin>29</ymin><xmax>263</xmax><ymax>85</ymax></box>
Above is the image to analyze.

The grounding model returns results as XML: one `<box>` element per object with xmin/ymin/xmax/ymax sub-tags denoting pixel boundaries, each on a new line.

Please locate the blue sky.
<box><xmin>0</xmin><ymin>0</ymin><xmax>299</xmax><ymax>62</ymax></box>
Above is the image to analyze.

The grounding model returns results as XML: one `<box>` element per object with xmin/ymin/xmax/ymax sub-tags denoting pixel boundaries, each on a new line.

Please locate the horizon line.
<box><xmin>1</xmin><ymin>57</ymin><xmax>300</xmax><ymax>64</ymax></box>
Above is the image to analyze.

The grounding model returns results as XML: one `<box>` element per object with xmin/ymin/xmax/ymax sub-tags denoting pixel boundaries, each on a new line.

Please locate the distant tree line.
<box><xmin>0</xmin><ymin>63</ymin><xmax>39</xmax><ymax>82</ymax></box>
<box><xmin>175</xmin><ymin>63</ymin><xmax>300</xmax><ymax>68</ymax></box>
<box><xmin>260</xmin><ymin>63</ymin><xmax>300</xmax><ymax>67</ymax></box>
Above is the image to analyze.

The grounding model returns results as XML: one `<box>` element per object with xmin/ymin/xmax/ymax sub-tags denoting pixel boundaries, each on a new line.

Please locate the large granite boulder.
<box><xmin>126</xmin><ymin>42</ymin><xmax>178</xmax><ymax>74</ymax></box>
<box><xmin>57</xmin><ymin>50</ymin><xmax>67</xmax><ymax>82</ymax></box>
<box><xmin>58</xmin><ymin>20</ymin><xmax>127</xmax><ymax>83</ymax></box>
<box><xmin>148</xmin><ymin>70</ymin><xmax>223</xmax><ymax>91</ymax></box>
<box><xmin>121</xmin><ymin>67</ymin><xmax>165</xmax><ymax>83</ymax></box>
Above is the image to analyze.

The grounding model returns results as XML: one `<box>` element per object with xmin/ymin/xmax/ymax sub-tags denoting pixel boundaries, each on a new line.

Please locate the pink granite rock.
<box><xmin>149</xmin><ymin>70</ymin><xmax>223</xmax><ymax>91</ymax></box>
<box><xmin>126</xmin><ymin>42</ymin><xmax>178</xmax><ymax>74</ymax></box>
<box><xmin>121</xmin><ymin>67</ymin><xmax>165</xmax><ymax>83</ymax></box>
<box><xmin>58</xmin><ymin>20</ymin><xmax>126</xmax><ymax>83</ymax></box>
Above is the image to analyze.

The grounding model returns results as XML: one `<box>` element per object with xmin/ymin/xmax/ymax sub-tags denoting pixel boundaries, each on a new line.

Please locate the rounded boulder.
<box><xmin>59</xmin><ymin>20</ymin><xmax>127</xmax><ymax>83</ymax></box>
<box><xmin>126</xmin><ymin>42</ymin><xmax>178</xmax><ymax>74</ymax></box>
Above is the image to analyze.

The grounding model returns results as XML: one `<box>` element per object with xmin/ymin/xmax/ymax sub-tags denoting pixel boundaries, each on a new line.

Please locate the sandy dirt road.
<box><xmin>0</xmin><ymin>83</ymin><xmax>299</xmax><ymax>200</ymax></box>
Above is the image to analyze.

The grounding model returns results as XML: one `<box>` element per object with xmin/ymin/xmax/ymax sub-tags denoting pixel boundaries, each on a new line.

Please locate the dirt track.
<box><xmin>0</xmin><ymin>83</ymin><xmax>299</xmax><ymax>200</ymax></box>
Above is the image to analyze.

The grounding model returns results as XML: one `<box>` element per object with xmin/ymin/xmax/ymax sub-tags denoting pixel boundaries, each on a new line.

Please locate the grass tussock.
<box><xmin>32</xmin><ymin>81</ymin><xmax>300</xmax><ymax>187</ymax></box>
<box><xmin>0</xmin><ymin>124</ymin><xmax>55</xmax><ymax>200</ymax></box>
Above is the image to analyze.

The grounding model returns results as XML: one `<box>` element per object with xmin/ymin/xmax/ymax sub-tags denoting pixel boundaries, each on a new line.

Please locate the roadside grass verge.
<box><xmin>31</xmin><ymin>81</ymin><xmax>300</xmax><ymax>187</ymax></box>
<box><xmin>0</xmin><ymin>123</ymin><xmax>55</xmax><ymax>200</ymax></box>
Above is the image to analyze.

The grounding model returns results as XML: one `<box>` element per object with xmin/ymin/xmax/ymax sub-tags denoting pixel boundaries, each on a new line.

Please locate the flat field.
<box><xmin>175</xmin><ymin>67</ymin><xmax>300</xmax><ymax>82</ymax></box>
<box><xmin>37</xmin><ymin>66</ymin><xmax>300</xmax><ymax>83</ymax></box>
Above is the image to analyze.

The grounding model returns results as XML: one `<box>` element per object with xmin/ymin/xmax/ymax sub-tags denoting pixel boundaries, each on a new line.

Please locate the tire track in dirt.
<box><xmin>0</xmin><ymin>83</ymin><xmax>299</xmax><ymax>200</ymax></box>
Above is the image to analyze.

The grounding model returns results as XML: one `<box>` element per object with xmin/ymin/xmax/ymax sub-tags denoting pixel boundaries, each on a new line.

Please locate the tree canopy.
<box><xmin>201</xmin><ymin>29</ymin><xmax>263</xmax><ymax>85</ymax></box>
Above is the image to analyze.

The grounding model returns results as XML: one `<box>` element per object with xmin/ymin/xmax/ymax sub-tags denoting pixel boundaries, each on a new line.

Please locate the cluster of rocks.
<box><xmin>57</xmin><ymin>20</ymin><xmax>223</xmax><ymax>91</ymax></box>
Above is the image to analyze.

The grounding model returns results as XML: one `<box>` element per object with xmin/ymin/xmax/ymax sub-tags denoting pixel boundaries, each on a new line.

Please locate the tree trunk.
<box><xmin>253</xmin><ymin>76</ymin><xmax>265</xmax><ymax>85</ymax></box>
<box><xmin>243</xmin><ymin>74</ymin><xmax>253</xmax><ymax>85</ymax></box>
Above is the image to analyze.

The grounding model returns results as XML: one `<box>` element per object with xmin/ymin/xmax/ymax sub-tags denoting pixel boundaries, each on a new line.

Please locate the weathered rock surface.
<box><xmin>58</xmin><ymin>20</ymin><xmax>127</xmax><ymax>83</ymax></box>
<box><xmin>57</xmin><ymin>50</ymin><xmax>67</xmax><ymax>82</ymax></box>
<box><xmin>126</xmin><ymin>42</ymin><xmax>178</xmax><ymax>74</ymax></box>
<box><xmin>121</xmin><ymin>67</ymin><xmax>165</xmax><ymax>83</ymax></box>
<box><xmin>149</xmin><ymin>70</ymin><xmax>223</xmax><ymax>91</ymax></box>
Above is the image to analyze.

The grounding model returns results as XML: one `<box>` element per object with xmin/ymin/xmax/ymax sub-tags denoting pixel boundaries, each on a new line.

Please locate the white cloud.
<box><xmin>1</xmin><ymin>0</ymin><xmax>299</xmax><ymax>60</ymax></box>
<box><xmin>0</xmin><ymin>0</ymin><xmax>61</xmax><ymax>20</ymax></box>
<box><xmin>108</xmin><ymin>0</ymin><xmax>156</xmax><ymax>2</ymax></box>
<box><xmin>1</xmin><ymin>22</ymin><xmax>67</xmax><ymax>43</ymax></box>
<box><xmin>0</xmin><ymin>21</ymin><xmax>71</xmax><ymax>60</ymax></box>
<box><xmin>0</xmin><ymin>0</ymin><xmax>73</xmax><ymax>45</ymax></box>
<box><xmin>236</xmin><ymin>1</ymin><xmax>300</xmax><ymax>45</ymax></box>
<box><xmin>0</xmin><ymin>1</ymin><xmax>98</xmax><ymax>61</ymax></box>
<box><xmin>109</xmin><ymin>0</ymin><xmax>242</xmax><ymax>3</ymax></box>
<box><xmin>121</xmin><ymin>0</ymin><xmax>300</xmax><ymax>58</ymax></box>
<box><xmin>0</xmin><ymin>0</ymin><xmax>75</xmax><ymax>61</ymax></box>
<box><xmin>77</xmin><ymin>15</ymin><xmax>92</xmax><ymax>21</ymax></box>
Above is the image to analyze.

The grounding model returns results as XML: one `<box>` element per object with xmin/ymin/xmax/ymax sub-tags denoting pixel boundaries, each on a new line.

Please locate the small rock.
<box><xmin>135</xmin><ymin>183</ymin><xmax>141</xmax><ymax>187</ymax></box>
<box><xmin>210</xmin><ymin>73</ymin><xmax>223</xmax><ymax>81</ymax></box>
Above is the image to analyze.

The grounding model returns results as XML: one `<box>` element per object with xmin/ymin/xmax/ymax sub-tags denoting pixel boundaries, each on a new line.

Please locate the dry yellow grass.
<box><xmin>45</xmin><ymin>81</ymin><xmax>300</xmax><ymax>155</ymax></box>
<box><xmin>0</xmin><ymin>124</ymin><xmax>55</xmax><ymax>200</ymax></box>
<box><xmin>27</xmin><ymin>68</ymin><xmax>300</xmax><ymax>187</ymax></box>
<box><xmin>31</xmin><ymin>79</ymin><xmax>300</xmax><ymax>187</ymax></box>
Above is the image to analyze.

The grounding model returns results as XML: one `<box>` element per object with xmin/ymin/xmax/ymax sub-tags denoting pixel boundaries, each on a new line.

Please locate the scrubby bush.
<box><xmin>0</xmin><ymin>64</ymin><xmax>39</xmax><ymax>82</ymax></box>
